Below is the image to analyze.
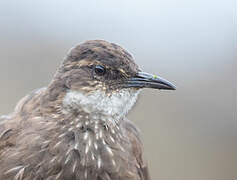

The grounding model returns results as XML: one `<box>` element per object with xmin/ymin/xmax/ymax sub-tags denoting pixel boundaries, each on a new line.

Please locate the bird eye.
<box><xmin>94</xmin><ymin>65</ymin><xmax>106</xmax><ymax>76</ymax></box>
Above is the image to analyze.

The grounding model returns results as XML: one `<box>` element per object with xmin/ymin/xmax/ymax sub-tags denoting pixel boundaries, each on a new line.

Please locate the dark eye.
<box><xmin>94</xmin><ymin>65</ymin><xmax>106</xmax><ymax>76</ymax></box>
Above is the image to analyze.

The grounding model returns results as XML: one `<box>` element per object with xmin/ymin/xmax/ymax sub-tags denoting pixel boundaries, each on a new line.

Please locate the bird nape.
<box><xmin>0</xmin><ymin>40</ymin><xmax>175</xmax><ymax>180</ymax></box>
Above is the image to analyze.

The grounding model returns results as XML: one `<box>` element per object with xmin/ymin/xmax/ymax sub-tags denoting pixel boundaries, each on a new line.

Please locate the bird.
<box><xmin>0</xmin><ymin>40</ymin><xmax>175</xmax><ymax>180</ymax></box>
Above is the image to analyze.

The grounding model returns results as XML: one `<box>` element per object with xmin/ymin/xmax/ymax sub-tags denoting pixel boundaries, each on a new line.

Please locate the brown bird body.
<box><xmin>0</xmin><ymin>40</ymin><xmax>175</xmax><ymax>180</ymax></box>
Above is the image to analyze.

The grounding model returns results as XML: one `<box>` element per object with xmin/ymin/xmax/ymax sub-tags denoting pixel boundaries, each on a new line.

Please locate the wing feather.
<box><xmin>123</xmin><ymin>119</ymin><xmax>151</xmax><ymax>180</ymax></box>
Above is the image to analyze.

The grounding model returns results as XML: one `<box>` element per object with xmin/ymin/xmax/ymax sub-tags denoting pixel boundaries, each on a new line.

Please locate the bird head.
<box><xmin>50</xmin><ymin>40</ymin><xmax>175</xmax><ymax>119</ymax></box>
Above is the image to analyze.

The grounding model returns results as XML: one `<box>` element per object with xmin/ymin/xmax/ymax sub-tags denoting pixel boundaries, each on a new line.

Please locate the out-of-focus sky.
<box><xmin>0</xmin><ymin>0</ymin><xmax>236</xmax><ymax>179</ymax></box>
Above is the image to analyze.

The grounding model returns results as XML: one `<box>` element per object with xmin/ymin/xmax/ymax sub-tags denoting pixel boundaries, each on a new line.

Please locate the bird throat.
<box><xmin>62</xmin><ymin>88</ymin><xmax>140</xmax><ymax>123</ymax></box>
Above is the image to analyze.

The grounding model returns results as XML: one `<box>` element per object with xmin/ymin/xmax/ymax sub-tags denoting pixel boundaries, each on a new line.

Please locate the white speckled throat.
<box><xmin>63</xmin><ymin>88</ymin><xmax>141</xmax><ymax>120</ymax></box>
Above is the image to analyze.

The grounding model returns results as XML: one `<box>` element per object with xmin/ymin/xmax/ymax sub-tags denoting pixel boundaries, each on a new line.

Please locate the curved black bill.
<box><xmin>125</xmin><ymin>72</ymin><xmax>176</xmax><ymax>90</ymax></box>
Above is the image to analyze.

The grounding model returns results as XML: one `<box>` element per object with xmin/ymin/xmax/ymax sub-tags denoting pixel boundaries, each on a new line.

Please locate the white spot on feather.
<box><xmin>54</xmin><ymin>141</ymin><xmax>62</xmax><ymax>148</ymax></box>
<box><xmin>95</xmin><ymin>133</ymin><xmax>99</xmax><ymax>140</ymax></box>
<box><xmin>13</xmin><ymin>166</ymin><xmax>25</xmax><ymax>180</ymax></box>
<box><xmin>50</xmin><ymin>156</ymin><xmax>57</xmax><ymax>163</ymax></box>
<box><xmin>84</xmin><ymin>132</ymin><xmax>89</xmax><ymax>140</ymax></box>
<box><xmin>74</xmin><ymin>143</ymin><xmax>79</xmax><ymax>150</ymax></box>
<box><xmin>72</xmin><ymin>161</ymin><xmax>77</xmax><ymax>173</ymax></box>
<box><xmin>85</xmin><ymin>145</ymin><xmax>89</xmax><ymax>154</ymax></box>
<box><xmin>99</xmin><ymin>129</ymin><xmax>103</xmax><ymax>138</ymax></box>
<box><xmin>76</xmin><ymin>122</ymin><xmax>82</xmax><ymax>128</ymax></box>
<box><xmin>106</xmin><ymin>146</ymin><xmax>113</xmax><ymax>156</ymax></box>
<box><xmin>112</xmin><ymin>159</ymin><xmax>116</xmax><ymax>167</ymax></box>
<box><xmin>88</xmin><ymin>137</ymin><xmax>92</xmax><ymax>146</ymax></box>
<box><xmin>55</xmin><ymin>171</ymin><xmax>62</xmax><ymax>180</ymax></box>
<box><xmin>65</xmin><ymin>155</ymin><xmax>71</xmax><ymax>164</ymax></box>
<box><xmin>59</xmin><ymin>133</ymin><xmax>67</xmax><ymax>138</ymax></box>
<box><xmin>97</xmin><ymin>156</ymin><xmax>102</xmax><ymax>169</ymax></box>
<box><xmin>109</xmin><ymin>135</ymin><xmax>115</xmax><ymax>143</ymax></box>
<box><xmin>5</xmin><ymin>166</ymin><xmax>23</xmax><ymax>175</ymax></box>
<box><xmin>84</xmin><ymin>169</ymin><xmax>88</xmax><ymax>178</ymax></box>
<box><xmin>32</xmin><ymin>116</ymin><xmax>41</xmax><ymax>120</ymax></box>
<box><xmin>91</xmin><ymin>153</ymin><xmax>95</xmax><ymax>160</ymax></box>
<box><xmin>94</xmin><ymin>142</ymin><xmax>98</xmax><ymax>150</ymax></box>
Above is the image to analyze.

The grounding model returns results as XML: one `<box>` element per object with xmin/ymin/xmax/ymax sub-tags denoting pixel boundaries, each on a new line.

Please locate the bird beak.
<box><xmin>125</xmin><ymin>71</ymin><xmax>176</xmax><ymax>90</ymax></box>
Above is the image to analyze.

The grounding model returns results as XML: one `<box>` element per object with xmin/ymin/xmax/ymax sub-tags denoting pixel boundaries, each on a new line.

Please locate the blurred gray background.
<box><xmin>0</xmin><ymin>0</ymin><xmax>237</xmax><ymax>179</ymax></box>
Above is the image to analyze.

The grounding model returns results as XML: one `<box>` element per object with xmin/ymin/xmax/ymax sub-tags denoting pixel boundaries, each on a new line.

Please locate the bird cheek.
<box><xmin>92</xmin><ymin>75</ymin><xmax>103</xmax><ymax>82</ymax></box>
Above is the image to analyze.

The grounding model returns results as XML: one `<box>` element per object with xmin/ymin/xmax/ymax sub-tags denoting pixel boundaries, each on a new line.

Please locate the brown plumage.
<box><xmin>0</xmin><ymin>40</ymin><xmax>175</xmax><ymax>180</ymax></box>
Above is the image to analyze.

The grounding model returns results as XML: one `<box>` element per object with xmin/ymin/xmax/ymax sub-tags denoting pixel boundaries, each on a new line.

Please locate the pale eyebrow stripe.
<box><xmin>68</xmin><ymin>59</ymin><xmax>130</xmax><ymax>77</ymax></box>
